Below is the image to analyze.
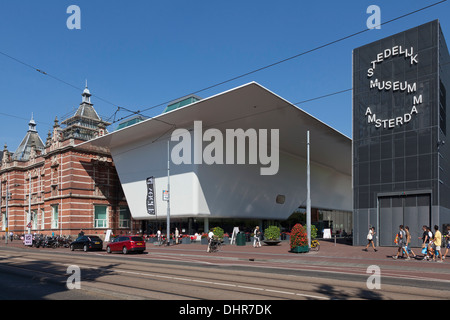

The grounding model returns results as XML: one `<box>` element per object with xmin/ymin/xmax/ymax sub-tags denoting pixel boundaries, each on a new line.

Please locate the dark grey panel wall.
<box><xmin>352</xmin><ymin>20</ymin><xmax>447</xmax><ymax>245</ymax></box>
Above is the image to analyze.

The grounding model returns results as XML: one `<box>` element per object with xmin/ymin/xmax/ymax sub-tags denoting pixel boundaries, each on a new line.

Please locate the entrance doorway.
<box><xmin>378</xmin><ymin>193</ymin><xmax>431</xmax><ymax>247</ymax></box>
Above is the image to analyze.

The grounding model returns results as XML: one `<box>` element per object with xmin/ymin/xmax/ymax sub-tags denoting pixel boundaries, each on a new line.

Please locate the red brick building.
<box><xmin>0</xmin><ymin>86</ymin><xmax>137</xmax><ymax>239</ymax></box>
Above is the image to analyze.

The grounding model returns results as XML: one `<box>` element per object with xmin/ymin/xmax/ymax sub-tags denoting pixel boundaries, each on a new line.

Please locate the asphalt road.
<box><xmin>0</xmin><ymin>245</ymin><xmax>446</xmax><ymax>302</ymax></box>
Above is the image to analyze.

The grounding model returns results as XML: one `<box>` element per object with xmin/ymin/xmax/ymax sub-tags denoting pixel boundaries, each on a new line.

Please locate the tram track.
<box><xmin>0</xmin><ymin>248</ymin><xmax>446</xmax><ymax>300</ymax></box>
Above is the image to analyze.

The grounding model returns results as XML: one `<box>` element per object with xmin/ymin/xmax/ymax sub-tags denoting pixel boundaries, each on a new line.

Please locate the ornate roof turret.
<box><xmin>61</xmin><ymin>83</ymin><xmax>111</xmax><ymax>142</ymax></box>
<box><xmin>12</xmin><ymin>114</ymin><xmax>45</xmax><ymax>161</ymax></box>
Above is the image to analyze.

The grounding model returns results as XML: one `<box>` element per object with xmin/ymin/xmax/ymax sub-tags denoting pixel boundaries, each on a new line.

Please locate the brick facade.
<box><xmin>0</xmin><ymin>88</ymin><xmax>137</xmax><ymax>239</ymax></box>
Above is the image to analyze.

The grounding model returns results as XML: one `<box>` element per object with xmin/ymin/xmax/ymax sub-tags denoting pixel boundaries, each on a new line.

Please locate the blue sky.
<box><xmin>0</xmin><ymin>0</ymin><xmax>449</xmax><ymax>150</ymax></box>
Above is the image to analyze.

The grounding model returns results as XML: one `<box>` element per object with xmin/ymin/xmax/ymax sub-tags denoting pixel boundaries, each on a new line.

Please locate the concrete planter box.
<box><xmin>181</xmin><ymin>237</ymin><xmax>191</xmax><ymax>244</ymax></box>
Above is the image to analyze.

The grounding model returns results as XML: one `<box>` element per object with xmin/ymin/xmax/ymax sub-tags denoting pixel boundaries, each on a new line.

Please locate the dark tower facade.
<box><xmin>353</xmin><ymin>20</ymin><xmax>450</xmax><ymax>246</ymax></box>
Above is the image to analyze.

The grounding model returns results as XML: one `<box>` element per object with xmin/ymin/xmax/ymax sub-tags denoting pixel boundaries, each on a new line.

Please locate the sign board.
<box><xmin>162</xmin><ymin>190</ymin><xmax>169</xmax><ymax>201</ymax></box>
<box><xmin>146</xmin><ymin>177</ymin><xmax>156</xmax><ymax>215</ymax></box>
<box><xmin>230</xmin><ymin>227</ymin><xmax>240</xmax><ymax>245</ymax></box>
<box><xmin>105</xmin><ymin>229</ymin><xmax>113</xmax><ymax>242</ymax></box>
<box><xmin>24</xmin><ymin>234</ymin><xmax>33</xmax><ymax>246</ymax></box>
<box><xmin>27</xmin><ymin>222</ymin><xmax>32</xmax><ymax>229</ymax></box>
<box><xmin>323</xmin><ymin>228</ymin><xmax>332</xmax><ymax>239</ymax></box>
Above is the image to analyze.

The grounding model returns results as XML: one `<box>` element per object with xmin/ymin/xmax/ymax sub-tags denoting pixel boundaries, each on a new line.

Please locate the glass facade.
<box><xmin>353</xmin><ymin>20</ymin><xmax>450</xmax><ymax>246</ymax></box>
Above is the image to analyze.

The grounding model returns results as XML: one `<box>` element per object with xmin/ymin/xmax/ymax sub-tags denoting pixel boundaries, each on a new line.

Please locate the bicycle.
<box><xmin>310</xmin><ymin>239</ymin><xmax>320</xmax><ymax>251</ymax></box>
<box><xmin>208</xmin><ymin>239</ymin><xmax>222</xmax><ymax>253</ymax></box>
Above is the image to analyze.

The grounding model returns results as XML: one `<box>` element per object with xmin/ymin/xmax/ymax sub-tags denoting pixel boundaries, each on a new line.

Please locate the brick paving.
<box><xmin>2</xmin><ymin>237</ymin><xmax>450</xmax><ymax>282</ymax></box>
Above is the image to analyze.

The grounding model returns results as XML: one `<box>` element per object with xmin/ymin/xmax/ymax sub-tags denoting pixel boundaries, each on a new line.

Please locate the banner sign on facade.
<box><xmin>146</xmin><ymin>177</ymin><xmax>156</xmax><ymax>215</ymax></box>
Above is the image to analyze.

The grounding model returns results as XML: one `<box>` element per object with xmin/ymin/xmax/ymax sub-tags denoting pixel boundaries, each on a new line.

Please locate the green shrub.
<box><xmin>212</xmin><ymin>226</ymin><xmax>224</xmax><ymax>239</ymax></box>
<box><xmin>310</xmin><ymin>225</ymin><xmax>318</xmax><ymax>240</ymax></box>
<box><xmin>264</xmin><ymin>226</ymin><xmax>281</xmax><ymax>241</ymax></box>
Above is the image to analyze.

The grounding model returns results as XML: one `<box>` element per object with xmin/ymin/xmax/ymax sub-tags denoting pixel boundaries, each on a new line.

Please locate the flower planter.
<box><xmin>263</xmin><ymin>240</ymin><xmax>281</xmax><ymax>246</ymax></box>
<box><xmin>181</xmin><ymin>237</ymin><xmax>191</xmax><ymax>244</ymax></box>
<box><xmin>290</xmin><ymin>245</ymin><xmax>310</xmax><ymax>253</ymax></box>
<box><xmin>222</xmin><ymin>236</ymin><xmax>230</xmax><ymax>245</ymax></box>
<box><xmin>201</xmin><ymin>238</ymin><xmax>209</xmax><ymax>245</ymax></box>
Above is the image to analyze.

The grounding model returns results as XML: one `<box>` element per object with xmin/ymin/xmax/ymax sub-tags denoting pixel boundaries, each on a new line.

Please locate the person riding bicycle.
<box><xmin>206</xmin><ymin>229</ymin><xmax>215</xmax><ymax>253</ymax></box>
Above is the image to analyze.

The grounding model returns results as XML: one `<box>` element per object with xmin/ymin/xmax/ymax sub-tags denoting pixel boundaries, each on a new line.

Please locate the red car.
<box><xmin>106</xmin><ymin>235</ymin><xmax>146</xmax><ymax>254</ymax></box>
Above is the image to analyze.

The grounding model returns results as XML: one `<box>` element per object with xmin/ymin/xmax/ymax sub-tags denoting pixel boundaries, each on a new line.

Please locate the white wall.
<box><xmin>111</xmin><ymin>131</ymin><xmax>351</xmax><ymax>221</ymax></box>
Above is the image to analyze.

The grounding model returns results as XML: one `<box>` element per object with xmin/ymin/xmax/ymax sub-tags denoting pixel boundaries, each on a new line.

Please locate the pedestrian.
<box><xmin>78</xmin><ymin>229</ymin><xmax>84</xmax><ymax>238</ymax></box>
<box><xmin>157</xmin><ymin>229</ymin><xmax>162</xmax><ymax>244</ymax></box>
<box><xmin>405</xmin><ymin>226</ymin><xmax>416</xmax><ymax>258</ymax></box>
<box><xmin>9</xmin><ymin>231</ymin><xmax>13</xmax><ymax>242</ymax></box>
<box><xmin>425</xmin><ymin>226</ymin><xmax>434</xmax><ymax>261</ymax></box>
<box><xmin>433</xmin><ymin>225</ymin><xmax>443</xmax><ymax>263</ymax></box>
<box><xmin>364</xmin><ymin>227</ymin><xmax>377</xmax><ymax>252</ymax></box>
<box><xmin>253</xmin><ymin>226</ymin><xmax>261</xmax><ymax>248</ymax></box>
<box><xmin>443</xmin><ymin>226</ymin><xmax>450</xmax><ymax>261</ymax></box>
<box><xmin>206</xmin><ymin>229</ymin><xmax>215</xmax><ymax>253</ymax></box>
<box><xmin>175</xmin><ymin>227</ymin><xmax>179</xmax><ymax>245</ymax></box>
<box><xmin>419</xmin><ymin>225</ymin><xmax>429</xmax><ymax>257</ymax></box>
<box><xmin>393</xmin><ymin>225</ymin><xmax>410</xmax><ymax>260</ymax></box>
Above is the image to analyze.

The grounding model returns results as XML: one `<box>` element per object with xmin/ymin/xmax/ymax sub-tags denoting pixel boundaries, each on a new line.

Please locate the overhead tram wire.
<box><xmin>0</xmin><ymin>0</ymin><xmax>447</xmax><ymax>126</ymax></box>
<box><xmin>130</xmin><ymin>0</ymin><xmax>447</xmax><ymax>121</ymax></box>
<box><xmin>0</xmin><ymin>51</ymin><xmax>176</xmax><ymax>129</ymax></box>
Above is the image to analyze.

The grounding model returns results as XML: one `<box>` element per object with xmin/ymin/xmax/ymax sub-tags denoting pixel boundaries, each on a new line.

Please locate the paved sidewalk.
<box><xmin>2</xmin><ymin>238</ymin><xmax>450</xmax><ymax>282</ymax></box>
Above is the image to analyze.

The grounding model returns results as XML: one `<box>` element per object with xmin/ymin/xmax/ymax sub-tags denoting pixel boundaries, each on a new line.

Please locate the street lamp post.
<box><xmin>28</xmin><ymin>172</ymin><xmax>31</xmax><ymax>234</ymax></box>
<box><xmin>307</xmin><ymin>130</ymin><xmax>311</xmax><ymax>249</ymax></box>
<box><xmin>166</xmin><ymin>140</ymin><xmax>170</xmax><ymax>246</ymax></box>
<box><xmin>5</xmin><ymin>183</ymin><xmax>9</xmax><ymax>245</ymax></box>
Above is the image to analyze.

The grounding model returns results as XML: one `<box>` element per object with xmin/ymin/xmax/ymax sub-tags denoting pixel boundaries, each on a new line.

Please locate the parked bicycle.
<box><xmin>310</xmin><ymin>239</ymin><xmax>320</xmax><ymax>251</ymax></box>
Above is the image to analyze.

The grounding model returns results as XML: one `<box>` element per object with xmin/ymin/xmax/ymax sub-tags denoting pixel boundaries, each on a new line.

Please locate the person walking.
<box><xmin>425</xmin><ymin>226</ymin><xmax>434</xmax><ymax>261</ymax></box>
<box><xmin>363</xmin><ymin>227</ymin><xmax>377</xmax><ymax>252</ymax></box>
<box><xmin>405</xmin><ymin>226</ymin><xmax>416</xmax><ymax>258</ymax></box>
<box><xmin>253</xmin><ymin>226</ymin><xmax>261</xmax><ymax>248</ymax></box>
<box><xmin>175</xmin><ymin>227</ymin><xmax>179</xmax><ymax>245</ymax></box>
<box><xmin>443</xmin><ymin>225</ymin><xmax>450</xmax><ymax>261</ymax></box>
<box><xmin>433</xmin><ymin>225</ymin><xmax>443</xmax><ymax>263</ymax></box>
<box><xmin>157</xmin><ymin>229</ymin><xmax>162</xmax><ymax>245</ymax></box>
<box><xmin>393</xmin><ymin>225</ymin><xmax>410</xmax><ymax>260</ymax></box>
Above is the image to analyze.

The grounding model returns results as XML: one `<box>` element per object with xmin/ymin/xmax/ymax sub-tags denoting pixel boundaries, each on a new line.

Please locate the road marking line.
<box><xmin>238</xmin><ymin>285</ymin><xmax>264</xmax><ymax>291</ymax></box>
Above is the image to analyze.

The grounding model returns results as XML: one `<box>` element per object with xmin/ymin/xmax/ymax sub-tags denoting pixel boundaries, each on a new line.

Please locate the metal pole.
<box><xmin>5</xmin><ymin>183</ymin><xmax>8</xmax><ymax>245</ymax></box>
<box><xmin>307</xmin><ymin>130</ymin><xmax>311</xmax><ymax>249</ymax></box>
<box><xmin>28</xmin><ymin>172</ymin><xmax>31</xmax><ymax>234</ymax></box>
<box><xmin>166</xmin><ymin>140</ymin><xmax>170</xmax><ymax>246</ymax></box>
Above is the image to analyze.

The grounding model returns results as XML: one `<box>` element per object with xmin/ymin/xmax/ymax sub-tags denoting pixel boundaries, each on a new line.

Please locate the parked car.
<box><xmin>106</xmin><ymin>235</ymin><xmax>146</xmax><ymax>254</ymax></box>
<box><xmin>70</xmin><ymin>235</ymin><xmax>103</xmax><ymax>252</ymax></box>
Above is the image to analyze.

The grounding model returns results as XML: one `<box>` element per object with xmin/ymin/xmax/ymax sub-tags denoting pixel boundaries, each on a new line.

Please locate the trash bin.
<box><xmin>236</xmin><ymin>232</ymin><xmax>246</xmax><ymax>246</ymax></box>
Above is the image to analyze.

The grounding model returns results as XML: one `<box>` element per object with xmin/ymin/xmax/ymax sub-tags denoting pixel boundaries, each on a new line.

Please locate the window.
<box><xmin>41</xmin><ymin>210</ymin><xmax>45</xmax><ymax>230</ymax></box>
<box><xmin>51</xmin><ymin>205</ymin><xmax>58</xmax><ymax>229</ymax></box>
<box><xmin>119</xmin><ymin>206</ymin><xmax>130</xmax><ymax>228</ymax></box>
<box><xmin>94</xmin><ymin>205</ymin><xmax>107</xmax><ymax>228</ymax></box>
<box><xmin>31</xmin><ymin>210</ymin><xmax>38</xmax><ymax>230</ymax></box>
